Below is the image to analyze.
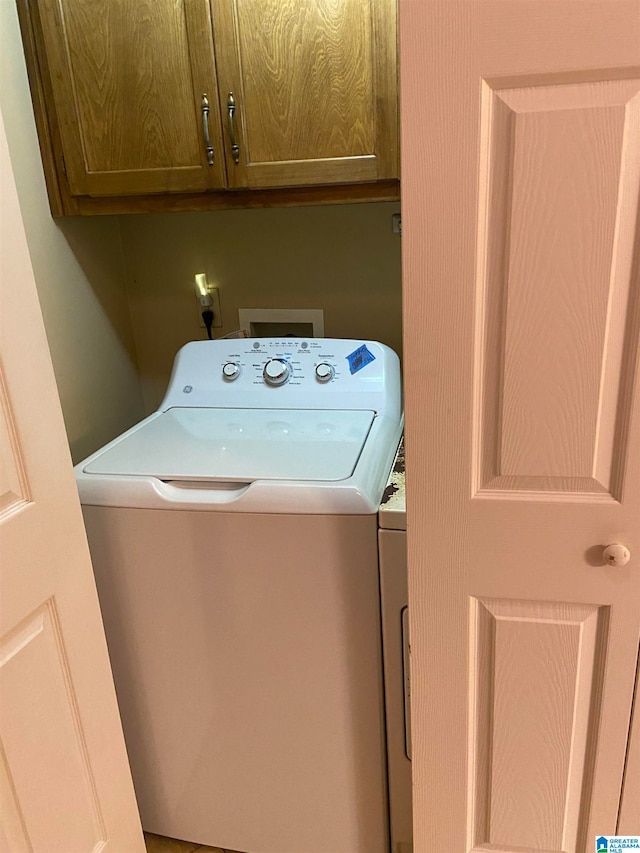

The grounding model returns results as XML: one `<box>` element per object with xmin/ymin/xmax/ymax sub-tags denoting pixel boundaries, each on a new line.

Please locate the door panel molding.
<box><xmin>0</xmin><ymin>601</ymin><xmax>107</xmax><ymax>851</ymax></box>
<box><xmin>0</xmin><ymin>366</ymin><xmax>31</xmax><ymax>520</ymax></box>
<box><xmin>473</xmin><ymin>74</ymin><xmax>640</xmax><ymax>501</ymax></box>
<box><xmin>469</xmin><ymin>598</ymin><xmax>609</xmax><ymax>852</ymax></box>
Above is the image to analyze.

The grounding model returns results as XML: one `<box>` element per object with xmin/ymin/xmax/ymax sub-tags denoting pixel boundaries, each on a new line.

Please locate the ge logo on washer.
<box><xmin>183</xmin><ymin>385</ymin><xmax>193</xmax><ymax>394</ymax></box>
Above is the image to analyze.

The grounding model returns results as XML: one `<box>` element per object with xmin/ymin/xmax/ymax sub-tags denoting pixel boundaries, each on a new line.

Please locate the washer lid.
<box><xmin>83</xmin><ymin>408</ymin><xmax>375</xmax><ymax>482</ymax></box>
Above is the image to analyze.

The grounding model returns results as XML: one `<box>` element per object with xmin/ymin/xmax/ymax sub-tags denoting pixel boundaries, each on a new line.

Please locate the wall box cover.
<box><xmin>239</xmin><ymin>308</ymin><xmax>324</xmax><ymax>337</ymax></box>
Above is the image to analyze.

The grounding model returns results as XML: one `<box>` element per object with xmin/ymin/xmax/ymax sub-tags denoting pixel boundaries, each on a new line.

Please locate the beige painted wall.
<box><xmin>121</xmin><ymin>203</ymin><xmax>402</xmax><ymax>411</ymax></box>
<box><xmin>1</xmin><ymin>0</ymin><xmax>144</xmax><ymax>462</ymax></box>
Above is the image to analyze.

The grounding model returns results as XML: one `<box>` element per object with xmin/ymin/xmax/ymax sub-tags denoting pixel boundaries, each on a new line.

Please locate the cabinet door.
<box><xmin>36</xmin><ymin>0</ymin><xmax>226</xmax><ymax>195</ymax></box>
<box><xmin>400</xmin><ymin>0</ymin><xmax>640</xmax><ymax>850</ymax></box>
<box><xmin>210</xmin><ymin>0</ymin><xmax>398</xmax><ymax>188</ymax></box>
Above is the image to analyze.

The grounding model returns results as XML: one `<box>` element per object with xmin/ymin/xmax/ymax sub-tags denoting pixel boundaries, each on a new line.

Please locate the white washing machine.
<box><xmin>75</xmin><ymin>338</ymin><xmax>402</xmax><ymax>853</ymax></box>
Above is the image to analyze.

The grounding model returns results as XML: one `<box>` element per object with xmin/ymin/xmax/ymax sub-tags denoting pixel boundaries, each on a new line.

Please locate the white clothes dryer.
<box><xmin>75</xmin><ymin>338</ymin><xmax>402</xmax><ymax>853</ymax></box>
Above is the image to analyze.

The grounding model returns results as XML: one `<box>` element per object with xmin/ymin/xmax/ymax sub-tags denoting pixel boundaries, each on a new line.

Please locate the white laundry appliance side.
<box><xmin>82</xmin><ymin>506</ymin><xmax>388</xmax><ymax>853</ymax></box>
<box><xmin>75</xmin><ymin>338</ymin><xmax>402</xmax><ymax>853</ymax></box>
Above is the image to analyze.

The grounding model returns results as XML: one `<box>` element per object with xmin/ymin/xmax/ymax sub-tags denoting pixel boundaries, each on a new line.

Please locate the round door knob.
<box><xmin>602</xmin><ymin>543</ymin><xmax>631</xmax><ymax>567</ymax></box>
<box><xmin>263</xmin><ymin>358</ymin><xmax>291</xmax><ymax>386</ymax></box>
<box><xmin>315</xmin><ymin>362</ymin><xmax>335</xmax><ymax>383</ymax></box>
<box><xmin>222</xmin><ymin>362</ymin><xmax>241</xmax><ymax>381</ymax></box>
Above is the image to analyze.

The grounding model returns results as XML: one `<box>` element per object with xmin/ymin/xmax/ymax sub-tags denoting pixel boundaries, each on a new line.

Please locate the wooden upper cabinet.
<box><xmin>210</xmin><ymin>0</ymin><xmax>399</xmax><ymax>188</ymax></box>
<box><xmin>23</xmin><ymin>0</ymin><xmax>398</xmax><ymax>208</ymax></box>
<box><xmin>35</xmin><ymin>0</ymin><xmax>227</xmax><ymax>196</ymax></box>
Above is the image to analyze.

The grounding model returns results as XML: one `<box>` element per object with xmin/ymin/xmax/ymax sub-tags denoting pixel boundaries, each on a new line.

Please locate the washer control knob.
<box><xmin>263</xmin><ymin>358</ymin><xmax>291</xmax><ymax>386</ymax></box>
<box><xmin>315</xmin><ymin>362</ymin><xmax>335</xmax><ymax>383</ymax></box>
<box><xmin>222</xmin><ymin>362</ymin><xmax>241</xmax><ymax>381</ymax></box>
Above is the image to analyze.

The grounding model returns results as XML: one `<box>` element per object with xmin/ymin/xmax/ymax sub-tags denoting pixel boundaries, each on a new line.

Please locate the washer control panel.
<box><xmin>215</xmin><ymin>339</ymin><xmax>348</xmax><ymax>388</ymax></box>
<box><xmin>162</xmin><ymin>338</ymin><xmax>401</xmax><ymax>418</ymax></box>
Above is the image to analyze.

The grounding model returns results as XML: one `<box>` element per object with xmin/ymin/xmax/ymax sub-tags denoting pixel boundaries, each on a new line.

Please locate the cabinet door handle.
<box><xmin>201</xmin><ymin>94</ymin><xmax>214</xmax><ymax>166</ymax></box>
<box><xmin>227</xmin><ymin>92</ymin><xmax>240</xmax><ymax>165</ymax></box>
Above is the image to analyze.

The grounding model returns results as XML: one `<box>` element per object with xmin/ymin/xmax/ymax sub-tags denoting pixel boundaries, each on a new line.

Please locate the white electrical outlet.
<box><xmin>196</xmin><ymin>287</ymin><xmax>222</xmax><ymax>328</ymax></box>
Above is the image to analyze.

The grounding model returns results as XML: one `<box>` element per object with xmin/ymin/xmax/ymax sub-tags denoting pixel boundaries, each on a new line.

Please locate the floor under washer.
<box><xmin>75</xmin><ymin>337</ymin><xmax>403</xmax><ymax>853</ymax></box>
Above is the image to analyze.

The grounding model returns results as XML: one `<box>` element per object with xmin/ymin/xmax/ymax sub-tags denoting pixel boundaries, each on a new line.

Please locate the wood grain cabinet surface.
<box><xmin>18</xmin><ymin>0</ymin><xmax>399</xmax><ymax>215</ymax></box>
<box><xmin>211</xmin><ymin>0</ymin><xmax>398</xmax><ymax>189</ymax></box>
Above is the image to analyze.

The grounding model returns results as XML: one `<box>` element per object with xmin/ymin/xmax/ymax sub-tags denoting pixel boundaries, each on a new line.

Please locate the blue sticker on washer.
<box><xmin>346</xmin><ymin>344</ymin><xmax>376</xmax><ymax>374</ymax></box>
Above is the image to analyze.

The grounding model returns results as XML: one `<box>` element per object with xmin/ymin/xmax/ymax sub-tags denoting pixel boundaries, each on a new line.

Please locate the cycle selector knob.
<box><xmin>263</xmin><ymin>358</ymin><xmax>291</xmax><ymax>386</ymax></box>
<box><xmin>315</xmin><ymin>362</ymin><xmax>335</xmax><ymax>383</ymax></box>
<box><xmin>222</xmin><ymin>362</ymin><xmax>241</xmax><ymax>381</ymax></box>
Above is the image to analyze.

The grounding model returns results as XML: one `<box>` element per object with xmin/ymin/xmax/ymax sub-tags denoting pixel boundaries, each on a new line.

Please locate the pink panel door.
<box><xmin>399</xmin><ymin>1</ymin><xmax>640</xmax><ymax>850</ymax></box>
<box><xmin>0</xmin><ymin>111</ymin><xmax>144</xmax><ymax>851</ymax></box>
